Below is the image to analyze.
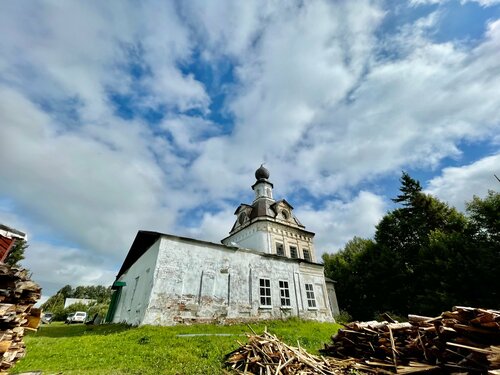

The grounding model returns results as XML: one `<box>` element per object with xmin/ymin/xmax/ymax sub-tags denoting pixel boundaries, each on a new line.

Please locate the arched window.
<box><xmin>281</xmin><ymin>210</ymin><xmax>289</xmax><ymax>220</ymax></box>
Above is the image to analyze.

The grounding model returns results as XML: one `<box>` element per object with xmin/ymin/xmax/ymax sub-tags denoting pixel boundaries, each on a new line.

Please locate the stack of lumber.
<box><xmin>226</xmin><ymin>328</ymin><xmax>355</xmax><ymax>374</ymax></box>
<box><xmin>321</xmin><ymin>306</ymin><xmax>500</xmax><ymax>374</ymax></box>
<box><xmin>0</xmin><ymin>264</ymin><xmax>41</xmax><ymax>374</ymax></box>
<box><xmin>226</xmin><ymin>307</ymin><xmax>500</xmax><ymax>374</ymax></box>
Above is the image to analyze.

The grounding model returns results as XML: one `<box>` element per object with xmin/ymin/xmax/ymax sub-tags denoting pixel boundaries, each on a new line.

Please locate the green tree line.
<box><xmin>41</xmin><ymin>285</ymin><xmax>113</xmax><ymax>321</ymax></box>
<box><xmin>323</xmin><ymin>173</ymin><xmax>499</xmax><ymax>320</ymax></box>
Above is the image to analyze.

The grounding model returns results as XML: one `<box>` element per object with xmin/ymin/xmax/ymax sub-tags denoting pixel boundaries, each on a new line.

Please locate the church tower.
<box><xmin>221</xmin><ymin>165</ymin><xmax>316</xmax><ymax>262</ymax></box>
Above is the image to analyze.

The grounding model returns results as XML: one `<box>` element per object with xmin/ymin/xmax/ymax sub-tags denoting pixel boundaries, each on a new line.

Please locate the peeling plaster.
<box><xmin>113</xmin><ymin>235</ymin><xmax>335</xmax><ymax>326</ymax></box>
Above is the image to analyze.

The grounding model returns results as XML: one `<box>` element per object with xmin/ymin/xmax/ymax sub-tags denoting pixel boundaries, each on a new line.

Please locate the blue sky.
<box><xmin>1</xmin><ymin>0</ymin><xmax>499</xmax><ymax>302</ymax></box>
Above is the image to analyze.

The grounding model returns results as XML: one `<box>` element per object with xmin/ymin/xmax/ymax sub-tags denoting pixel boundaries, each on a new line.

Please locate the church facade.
<box><xmin>107</xmin><ymin>166</ymin><xmax>339</xmax><ymax>326</ymax></box>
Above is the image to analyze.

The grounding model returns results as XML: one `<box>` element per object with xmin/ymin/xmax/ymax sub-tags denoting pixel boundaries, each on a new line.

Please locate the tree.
<box><xmin>372</xmin><ymin>173</ymin><xmax>468</xmax><ymax>315</ymax></box>
<box><xmin>5</xmin><ymin>239</ymin><xmax>28</xmax><ymax>267</ymax></box>
<box><xmin>323</xmin><ymin>172</ymin><xmax>485</xmax><ymax>319</ymax></box>
<box><xmin>466</xmin><ymin>190</ymin><xmax>500</xmax><ymax>244</ymax></box>
<box><xmin>323</xmin><ymin>237</ymin><xmax>377</xmax><ymax>320</ymax></box>
<box><xmin>41</xmin><ymin>285</ymin><xmax>113</xmax><ymax>321</ymax></box>
<box><xmin>463</xmin><ymin>190</ymin><xmax>500</xmax><ymax>308</ymax></box>
<box><xmin>392</xmin><ymin>172</ymin><xmax>423</xmax><ymax>207</ymax></box>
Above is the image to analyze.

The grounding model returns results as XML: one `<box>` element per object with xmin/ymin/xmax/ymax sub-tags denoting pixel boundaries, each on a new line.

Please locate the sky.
<box><xmin>1</xmin><ymin>0</ymin><xmax>499</xmax><ymax>303</ymax></box>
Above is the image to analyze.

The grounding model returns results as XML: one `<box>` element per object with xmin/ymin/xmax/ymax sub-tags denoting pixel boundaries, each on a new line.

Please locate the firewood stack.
<box><xmin>226</xmin><ymin>329</ymin><xmax>355</xmax><ymax>374</ymax></box>
<box><xmin>321</xmin><ymin>306</ymin><xmax>500</xmax><ymax>374</ymax></box>
<box><xmin>0</xmin><ymin>263</ymin><xmax>41</xmax><ymax>374</ymax></box>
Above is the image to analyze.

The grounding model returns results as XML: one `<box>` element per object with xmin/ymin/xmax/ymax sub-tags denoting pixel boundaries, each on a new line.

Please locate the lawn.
<box><xmin>12</xmin><ymin>319</ymin><xmax>341</xmax><ymax>375</ymax></box>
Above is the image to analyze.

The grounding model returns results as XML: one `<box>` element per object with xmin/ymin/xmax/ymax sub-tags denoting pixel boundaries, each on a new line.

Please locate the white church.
<box><xmin>106</xmin><ymin>165</ymin><xmax>339</xmax><ymax>326</ymax></box>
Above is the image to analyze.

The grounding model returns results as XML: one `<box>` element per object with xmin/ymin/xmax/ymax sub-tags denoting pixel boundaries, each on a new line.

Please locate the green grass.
<box><xmin>12</xmin><ymin>319</ymin><xmax>341</xmax><ymax>375</ymax></box>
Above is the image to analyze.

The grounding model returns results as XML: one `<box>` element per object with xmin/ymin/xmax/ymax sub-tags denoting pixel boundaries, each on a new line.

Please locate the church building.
<box><xmin>107</xmin><ymin>166</ymin><xmax>339</xmax><ymax>326</ymax></box>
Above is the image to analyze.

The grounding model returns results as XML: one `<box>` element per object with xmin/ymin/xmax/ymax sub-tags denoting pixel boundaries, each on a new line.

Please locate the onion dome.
<box><xmin>255</xmin><ymin>164</ymin><xmax>270</xmax><ymax>180</ymax></box>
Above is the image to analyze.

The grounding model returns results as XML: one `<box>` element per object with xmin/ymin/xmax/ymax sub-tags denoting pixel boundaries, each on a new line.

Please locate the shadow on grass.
<box><xmin>30</xmin><ymin>323</ymin><xmax>132</xmax><ymax>338</ymax></box>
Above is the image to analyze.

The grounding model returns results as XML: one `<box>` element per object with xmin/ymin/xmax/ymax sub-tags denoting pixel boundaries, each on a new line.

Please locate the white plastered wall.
<box><xmin>140</xmin><ymin>235</ymin><xmax>333</xmax><ymax>326</ymax></box>
<box><xmin>222</xmin><ymin>225</ymin><xmax>270</xmax><ymax>254</ymax></box>
<box><xmin>112</xmin><ymin>239</ymin><xmax>160</xmax><ymax>325</ymax></box>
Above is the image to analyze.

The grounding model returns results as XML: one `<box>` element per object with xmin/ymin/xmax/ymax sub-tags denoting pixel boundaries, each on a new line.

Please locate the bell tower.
<box><xmin>221</xmin><ymin>165</ymin><xmax>317</xmax><ymax>262</ymax></box>
<box><xmin>252</xmin><ymin>164</ymin><xmax>274</xmax><ymax>201</ymax></box>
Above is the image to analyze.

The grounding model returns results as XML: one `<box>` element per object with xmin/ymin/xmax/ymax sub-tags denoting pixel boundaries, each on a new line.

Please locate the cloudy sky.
<box><xmin>1</xmin><ymin>0</ymin><xmax>499</xmax><ymax>301</ymax></box>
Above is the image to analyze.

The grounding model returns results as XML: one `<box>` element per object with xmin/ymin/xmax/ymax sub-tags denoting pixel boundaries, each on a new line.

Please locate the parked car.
<box><xmin>41</xmin><ymin>312</ymin><xmax>53</xmax><ymax>324</ymax></box>
<box><xmin>70</xmin><ymin>311</ymin><xmax>87</xmax><ymax>324</ymax></box>
<box><xmin>65</xmin><ymin>313</ymin><xmax>75</xmax><ymax>324</ymax></box>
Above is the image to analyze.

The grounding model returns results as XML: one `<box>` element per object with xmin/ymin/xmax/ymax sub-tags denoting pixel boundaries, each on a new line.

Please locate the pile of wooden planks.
<box><xmin>0</xmin><ymin>264</ymin><xmax>41</xmax><ymax>374</ymax></box>
<box><xmin>226</xmin><ymin>307</ymin><xmax>500</xmax><ymax>374</ymax></box>
<box><xmin>321</xmin><ymin>306</ymin><xmax>500</xmax><ymax>374</ymax></box>
<box><xmin>226</xmin><ymin>327</ymin><xmax>355</xmax><ymax>374</ymax></box>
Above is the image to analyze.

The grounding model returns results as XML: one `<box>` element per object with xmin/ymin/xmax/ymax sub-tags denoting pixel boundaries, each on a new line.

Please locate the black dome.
<box><xmin>255</xmin><ymin>164</ymin><xmax>270</xmax><ymax>180</ymax></box>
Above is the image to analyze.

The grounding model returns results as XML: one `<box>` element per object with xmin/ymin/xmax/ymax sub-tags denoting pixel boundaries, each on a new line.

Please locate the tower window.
<box><xmin>303</xmin><ymin>249</ymin><xmax>311</xmax><ymax>262</ymax></box>
<box><xmin>305</xmin><ymin>283</ymin><xmax>316</xmax><ymax>309</ymax></box>
<box><xmin>279</xmin><ymin>280</ymin><xmax>291</xmax><ymax>307</ymax></box>
<box><xmin>281</xmin><ymin>210</ymin><xmax>288</xmax><ymax>220</ymax></box>
<box><xmin>238</xmin><ymin>212</ymin><xmax>247</xmax><ymax>225</ymax></box>
<box><xmin>276</xmin><ymin>243</ymin><xmax>284</xmax><ymax>256</ymax></box>
<box><xmin>290</xmin><ymin>246</ymin><xmax>298</xmax><ymax>259</ymax></box>
<box><xmin>259</xmin><ymin>278</ymin><xmax>272</xmax><ymax>307</ymax></box>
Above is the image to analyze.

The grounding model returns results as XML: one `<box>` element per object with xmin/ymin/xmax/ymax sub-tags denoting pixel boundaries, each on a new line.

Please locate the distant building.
<box><xmin>0</xmin><ymin>224</ymin><xmax>27</xmax><ymax>263</ymax></box>
<box><xmin>64</xmin><ymin>298</ymin><xmax>96</xmax><ymax>309</ymax></box>
<box><xmin>108</xmin><ymin>166</ymin><xmax>339</xmax><ymax>326</ymax></box>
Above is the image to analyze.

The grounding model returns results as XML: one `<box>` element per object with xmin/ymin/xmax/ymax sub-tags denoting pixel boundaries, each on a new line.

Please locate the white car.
<box><xmin>70</xmin><ymin>311</ymin><xmax>87</xmax><ymax>324</ymax></box>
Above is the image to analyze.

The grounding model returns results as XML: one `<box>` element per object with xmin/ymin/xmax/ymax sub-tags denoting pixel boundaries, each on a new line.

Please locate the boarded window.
<box><xmin>279</xmin><ymin>280</ymin><xmax>291</xmax><ymax>307</ymax></box>
<box><xmin>259</xmin><ymin>278</ymin><xmax>271</xmax><ymax>307</ymax></box>
<box><xmin>290</xmin><ymin>246</ymin><xmax>298</xmax><ymax>259</ymax></box>
<box><xmin>303</xmin><ymin>249</ymin><xmax>311</xmax><ymax>262</ymax></box>
<box><xmin>276</xmin><ymin>243</ymin><xmax>284</xmax><ymax>256</ymax></box>
<box><xmin>305</xmin><ymin>283</ymin><xmax>316</xmax><ymax>309</ymax></box>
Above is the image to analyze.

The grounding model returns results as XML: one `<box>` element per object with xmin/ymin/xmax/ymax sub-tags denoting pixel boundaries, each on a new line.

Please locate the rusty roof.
<box><xmin>0</xmin><ymin>236</ymin><xmax>14</xmax><ymax>262</ymax></box>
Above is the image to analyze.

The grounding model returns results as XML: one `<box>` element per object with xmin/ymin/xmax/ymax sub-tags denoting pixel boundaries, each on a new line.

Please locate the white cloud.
<box><xmin>0</xmin><ymin>87</ymin><xmax>175</xmax><ymax>256</ymax></box>
<box><xmin>1</xmin><ymin>1</ymin><xmax>500</xmax><ymax>299</ymax></box>
<box><xmin>295</xmin><ymin>191</ymin><xmax>387</xmax><ymax>257</ymax></box>
<box><xmin>189</xmin><ymin>0</ymin><xmax>386</xmax><ymax>196</ymax></box>
<box><xmin>288</xmin><ymin>13</ymin><xmax>500</xmax><ymax>195</ymax></box>
<box><xmin>181</xmin><ymin>208</ymin><xmax>236</xmax><ymax>244</ymax></box>
<box><xmin>23</xmin><ymin>241</ymin><xmax>117</xmax><ymax>299</ymax></box>
<box><xmin>0</xmin><ymin>209</ymin><xmax>116</xmax><ymax>298</ymax></box>
<box><xmin>473</xmin><ymin>0</ymin><xmax>500</xmax><ymax>5</ymax></box>
<box><xmin>177</xmin><ymin>0</ymin><xmax>275</xmax><ymax>59</ymax></box>
<box><xmin>186</xmin><ymin>1</ymin><xmax>500</xmax><ymax>200</ymax></box>
<box><xmin>0</xmin><ymin>1</ymin><xmax>207</xmax><ymax>122</ymax></box>
<box><xmin>411</xmin><ymin>0</ymin><xmax>500</xmax><ymax>6</ymax></box>
<box><xmin>426</xmin><ymin>153</ymin><xmax>500</xmax><ymax>210</ymax></box>
<box><xmin>410</xmin><ymin>0</ymin><xmax>443</xmax><ymax>4</ymax></box>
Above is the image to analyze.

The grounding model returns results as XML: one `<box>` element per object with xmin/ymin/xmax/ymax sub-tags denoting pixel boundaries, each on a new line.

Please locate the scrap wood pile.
<box><xmin>226</xmin><ymin>328</ymin><xmax>354</xmax><ymax>374</ymax></box>
<box><xmin>0</xmin><ymin>263</ymin><xmax>41</xmax><ymax>374</ymax></box>
<box><xmin>225</xmin><ymin>307</ymin><xmax>500</xmax><ymax>375</ymax></box>
<box><xmin>322</xmin><ymin>306</ymin><xmax>500</xmax><ymax>374</ymax></box>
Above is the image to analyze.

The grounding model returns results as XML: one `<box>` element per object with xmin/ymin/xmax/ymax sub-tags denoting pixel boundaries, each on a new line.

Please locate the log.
<box><xmin>319</xmin><ymin>306</ymin><xmax>500</xmax><ymax>374</ymax></box>
<box><xmin>0</xmin><ymin>264</ymin><xmax>41</xmax><ymax>372</ymax></box>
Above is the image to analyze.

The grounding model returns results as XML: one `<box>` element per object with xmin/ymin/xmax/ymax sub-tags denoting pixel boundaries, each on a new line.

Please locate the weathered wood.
<box><xmin>0</xmin><ymin>264</ymin><xmax>41</xmax><ymax>372</ymax></box>
<box><xmin>407</xmin><ymin>315</ymin><xmax>434</xmax><ymax>324</ymax></box>
<box><xmin>319</xmin><ymin>306</ymin><xmax>500</xmax><ymax>374</ymax></box>
<box><xmin>226</xmin><ymin>307</ymin><xmax>500</xmax><ymax>374</ymax></box>
<box><xmin>226</xmin><ymin>331</ymin><xmax>349</xmax><ymax>374</ymax></box>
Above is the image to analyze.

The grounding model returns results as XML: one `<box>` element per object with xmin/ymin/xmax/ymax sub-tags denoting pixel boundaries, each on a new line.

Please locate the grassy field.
<box><xmin>12</xmin><ymin>319</ymin><xmax>341</xmax><ymax>375</ymax></box>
